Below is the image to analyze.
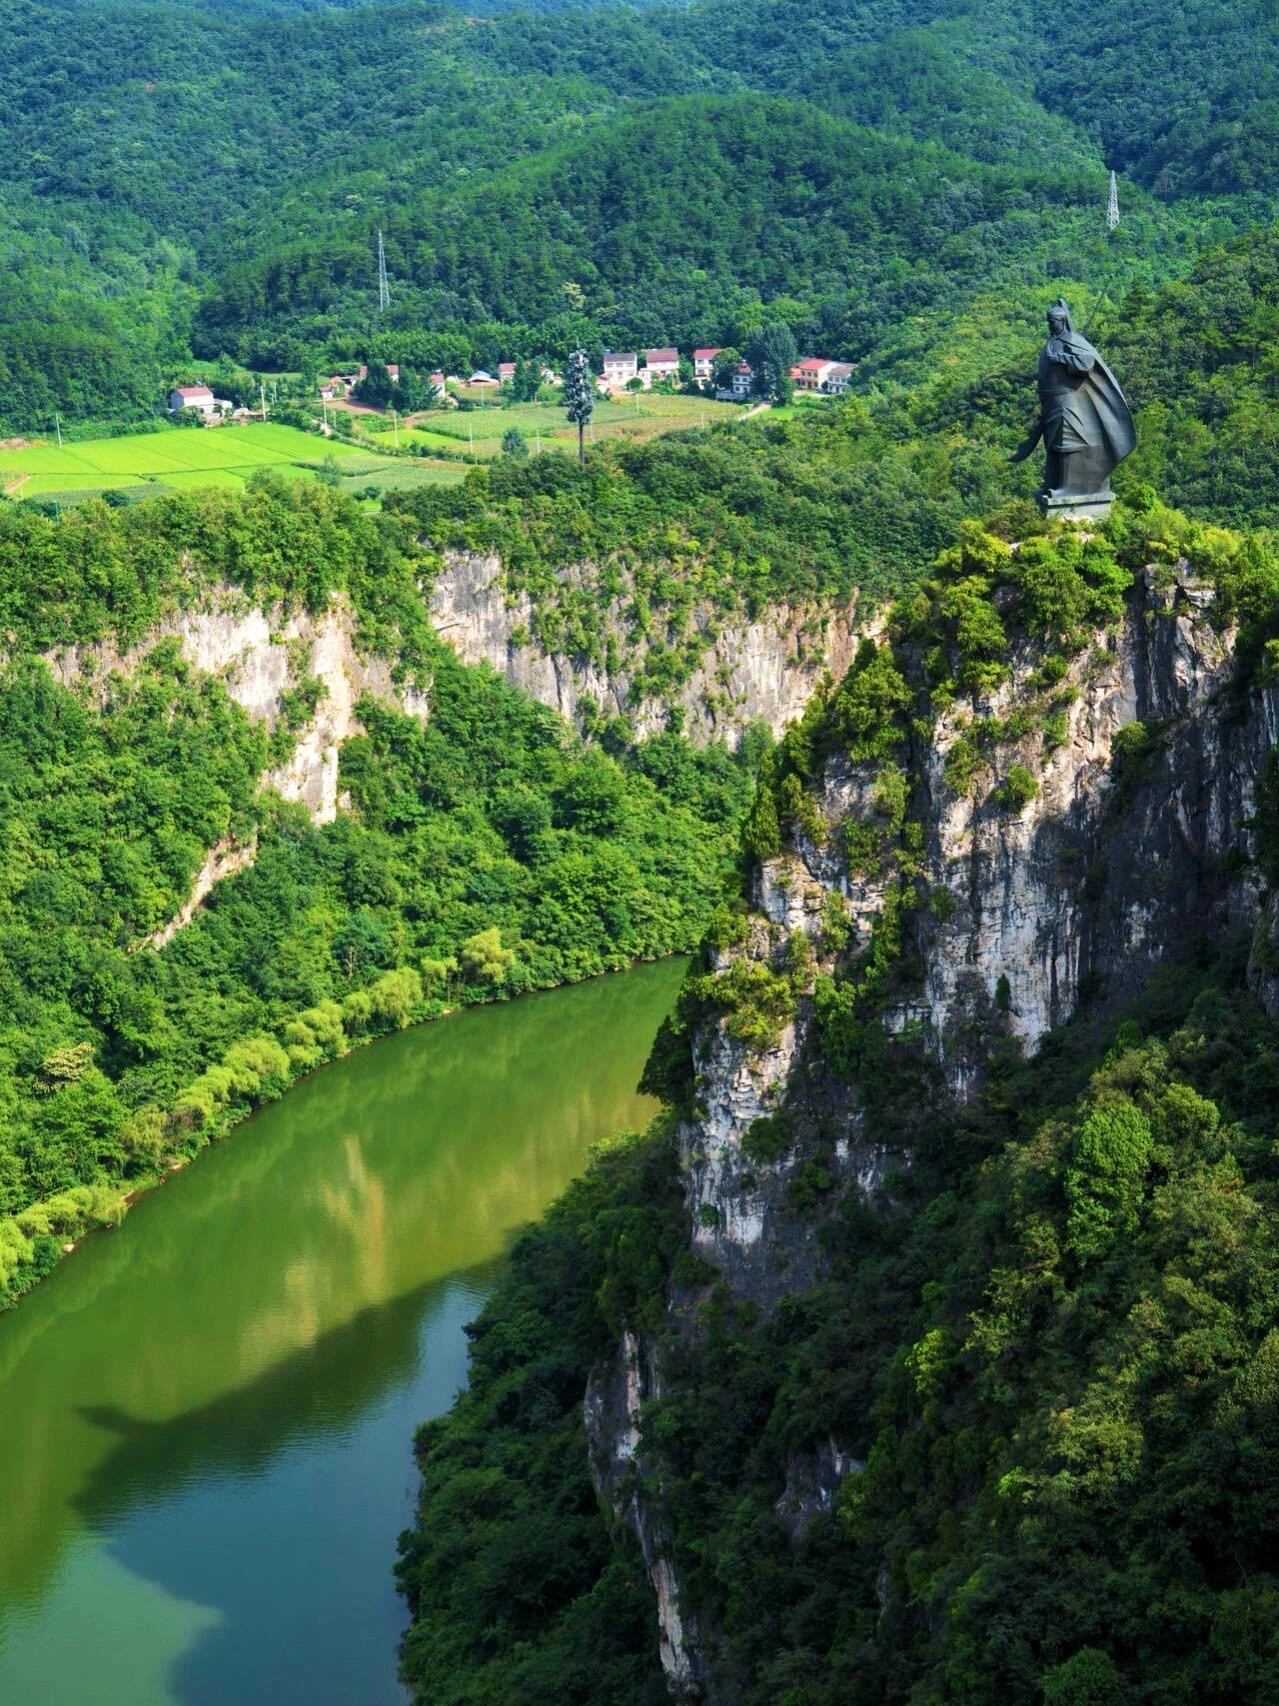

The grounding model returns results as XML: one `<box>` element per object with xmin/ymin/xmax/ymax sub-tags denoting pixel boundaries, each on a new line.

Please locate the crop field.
<box><xmin>0</xmin><ymin>423</ymin><xmax>467</xmax><ymax>505</ymax></box>
<box><xmin>356</xmin><ymin>392</ymin><xmax>740</xmax><ymax>461</ymax></box>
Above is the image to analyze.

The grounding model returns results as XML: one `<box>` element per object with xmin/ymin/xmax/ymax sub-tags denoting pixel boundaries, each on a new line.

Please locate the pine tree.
<box><xmin>563</xmin><ymin>349</ymin><xmax>594</xmax><ymax>465</ymax></box>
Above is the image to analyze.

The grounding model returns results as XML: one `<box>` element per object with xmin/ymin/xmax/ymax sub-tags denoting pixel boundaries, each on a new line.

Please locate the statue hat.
<box><xmin>1048</xmin><ymin>297</ymin><xmax>1076</xmax><ymax>331</ymax></box>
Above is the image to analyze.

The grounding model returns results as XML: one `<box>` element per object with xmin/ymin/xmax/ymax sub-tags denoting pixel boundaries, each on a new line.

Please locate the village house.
<box><xmin>693</xmin><ymin>347</ymin><xmax>722</xmax><ymax>384</ymax></box>
<box><xmin>790</xmin><ymin>357</ymin><xmax>857</xmax><ymax>395</ymax></box>
<box><xmin>790</xmin><ymin>358</ymin><xmax>832</xmax><ymax>393</ymax></box>
<box><xmin>602</xmin><ymin>351</ymin><xmax>639</xmax><ymax>390</ymax></box>
<box><xmin>644</xmin><ymin>348</ymin><xmax>680</xmax><ymax>384</ymax></box>
<box><xmin>725</xmin><ymin>361</ymin><xmax>754</xmax><ymax>401</ymax></box>
<box><xmin>168</xmin><ymin>384</ymin><xmax>219</xmax><ymax>417</ymax></box>
<box><xmin>468</xmin><ymin>370</ymin><xmax>498</xmax><ymax>386</ymax></box>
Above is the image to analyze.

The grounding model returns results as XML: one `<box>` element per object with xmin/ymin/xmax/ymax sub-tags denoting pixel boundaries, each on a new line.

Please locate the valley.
<box><xmin>0</xmin><ymin>0</ymin><xmax>1277</xmax><ymax>1702</ymax></box>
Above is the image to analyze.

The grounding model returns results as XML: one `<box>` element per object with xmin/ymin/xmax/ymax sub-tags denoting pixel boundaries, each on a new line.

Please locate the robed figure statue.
<box><xmin>1011</xmin><ymin>298</ymin><xmax>1136</xmax><ymax>518</ymax></box>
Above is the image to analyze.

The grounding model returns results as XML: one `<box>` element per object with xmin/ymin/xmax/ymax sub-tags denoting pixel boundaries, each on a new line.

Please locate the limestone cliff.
<box><xmin>587</xmin><ymin>555</ymin><xmax>1279</xmax><ymax>1700</ymax></box>
<box><xmin>429</xmin><ymin>550</ymin><xmax>867</xmax><ymax>744</ymax></box>
<box><xmin>46</xmin><ymin>592</ymin><xmax>429</xmax><ymax>943</ymax></box>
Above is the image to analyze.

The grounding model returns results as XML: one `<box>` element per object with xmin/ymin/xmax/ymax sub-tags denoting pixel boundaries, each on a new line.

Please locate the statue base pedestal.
<box><xmin>1038</xmin><ymin>489</ymin><xmax>1113</xmax><ymax>524</ymax></box>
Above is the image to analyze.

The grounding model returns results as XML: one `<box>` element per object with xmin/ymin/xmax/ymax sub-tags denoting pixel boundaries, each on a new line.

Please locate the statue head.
<box><xmin>1047</xmin><ymin>298</ymin><xmax>1075</xmax><ymax>337</ymax></box>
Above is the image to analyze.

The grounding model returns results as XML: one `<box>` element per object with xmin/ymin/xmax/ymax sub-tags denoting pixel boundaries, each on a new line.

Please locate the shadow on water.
<box><xmin>71</xmin><ymin>1265</ymin><xmax>491</xmax><ymax>1517</ymax></box>
<box><xmin>70</xmin><ymin>1268</ymin><xmax>497</xmax><ymax>1706</ymax></box>
<box><xmin>0</xmin><ymin>961</ymin><xmax>686</xmax><ymax>1706</ymax></box>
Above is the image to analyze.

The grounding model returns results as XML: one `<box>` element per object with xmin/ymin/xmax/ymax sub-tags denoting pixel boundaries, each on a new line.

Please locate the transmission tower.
<box><xmin>376</xmin><ymin>230</ymin><xmax>391</xmax><ymax>312</ymax></box>
<box><xmin>1107</xmin><ymin>170</ymin><xmax>1120</xmax><ymax>233</ymax></box>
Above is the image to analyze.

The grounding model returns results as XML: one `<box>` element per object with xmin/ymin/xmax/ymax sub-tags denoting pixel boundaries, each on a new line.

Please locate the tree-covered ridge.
<box><xmin>0</xmin><ymin>478</ymin><xmax>756</xmax><ymax>1308</ymax></box>
<box><xmin>397</xmin><ymin>950</ymin><xmax>1279</xmax><ymax>1704</ymax></box>
<box><xmin>1</xmin><ymin>0</ymin><xmax>1278</xmax><ymax>425</ymax></box>
<box><xmin>196</xmin><ymin>92</ymin><xmax>1165</xmax><ymax>362</ymax></box>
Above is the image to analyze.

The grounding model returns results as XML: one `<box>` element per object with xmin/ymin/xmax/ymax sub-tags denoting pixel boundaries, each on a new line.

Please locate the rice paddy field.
<box><xmin>357</xmin><ymin>392</ymin><xmax>741</xmax><ymax>459</ymax></box>
<box><xmin>0</xmin><ymin>423</ymin><xmax>466</xmax><ymax>506</ymax></box>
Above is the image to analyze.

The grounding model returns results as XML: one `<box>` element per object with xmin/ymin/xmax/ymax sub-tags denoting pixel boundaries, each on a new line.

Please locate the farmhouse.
<box><xmin>169</xmin><ymin>385</ymin><xmax>217</xmax><ymax>416</ymax></box>
<box><xmin>498</xmin><ymin>362</ymin><xmax>517</xmax><ymax>385</ymax></box>
<box><xmin>790</xmin><ymin>357</ymin><xmax>857</xmax><ymax>394</ymax></box>
<box><xmin>602</xmin><ymin>351</ymin><xmax>639</xmax><ymax>388</ymax></box>
<box><xmin>725</xmin><ymin>361</ymin><xmax>754</xmax><ymax>401</ymax></box>
<box><xmin>693</xmin><ymin>347</ymin><xmax>722</xmax><ymax>383</ymax></box>
<box><xmin>644</xmin><ymin>348</ymin><xmax>680</xmax><ymax>383</ymax></box>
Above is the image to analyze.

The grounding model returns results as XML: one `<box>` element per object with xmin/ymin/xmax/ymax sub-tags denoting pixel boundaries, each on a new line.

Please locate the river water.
<box><xmin>0</xmin><ymin>960</ymin><xmax>683</xmax><ymax>1706</ymax></box>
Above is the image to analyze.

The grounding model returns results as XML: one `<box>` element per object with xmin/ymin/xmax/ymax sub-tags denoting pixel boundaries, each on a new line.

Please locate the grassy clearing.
<box><xmin>0</xmin><ymin>424</ymin><xmax>363</xmax><ymax>498</ymax></box>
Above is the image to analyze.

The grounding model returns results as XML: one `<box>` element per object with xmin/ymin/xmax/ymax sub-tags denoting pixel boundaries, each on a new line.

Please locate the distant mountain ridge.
<box><xmin>0</xmin><ymin>0</ymin><xmax>1276</xmax><ymax>430</ymax></box>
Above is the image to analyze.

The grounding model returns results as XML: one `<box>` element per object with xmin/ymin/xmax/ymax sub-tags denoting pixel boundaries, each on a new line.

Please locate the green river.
<box><xmin>0</xmin><ymin>960</ymin><xmax>683</xmax><ymax>1706</ymax></box>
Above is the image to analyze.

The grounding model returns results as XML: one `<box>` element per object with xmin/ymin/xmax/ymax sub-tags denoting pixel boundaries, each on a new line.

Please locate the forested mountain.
<box><xmin>1</xmin><ymin>0</ymin><xmax>1277</xmax><ymax>427</ymax></box>
<box><xmin>398</xmin><ymin>488</ymin><xmax>1279</xmax><ymax>1705</ymax></box>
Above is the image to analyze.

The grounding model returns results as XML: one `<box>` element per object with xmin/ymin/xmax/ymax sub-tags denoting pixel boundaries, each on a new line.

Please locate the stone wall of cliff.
<box><xmin>428</xmin><ymin>551</ymin><xmax>868</xmax><ymax>744</ymax></box>
<box><xmin>587</xmin><ymin>557</ymin><xmax>1279</xmax><ymax>1700</ymax></box>
<box><xmin>46</xmin><ymin>592</ymin><xmax>429</xmax><ymax>944</ymax></box>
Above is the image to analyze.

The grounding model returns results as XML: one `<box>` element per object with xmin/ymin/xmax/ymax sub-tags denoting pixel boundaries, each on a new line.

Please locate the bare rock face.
<box><xmin>429</xmin><ymin>551</ymin><xmax>869</xmax><ymax>744</ymax></box>
<box><xmin>46</xmin><ymin>591</ymin><xmax>430</xmax><ymax>940</ymax></box>
<box><xmin>586</xmin><ymin>1332</ymin><xmax>710</xmax><ymax>1702</ymax></box>
<box><xmin>588</xmin><ymin>562</ymin><xmax>1279</xmax><ymax>1701</ymax></box>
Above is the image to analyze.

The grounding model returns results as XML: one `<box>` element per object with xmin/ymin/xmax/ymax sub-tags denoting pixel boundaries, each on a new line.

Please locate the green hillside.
<box><xmin>1</xmin><ymin>0</ymin><xmax>1277</xmax><ymax>429</ymax></box>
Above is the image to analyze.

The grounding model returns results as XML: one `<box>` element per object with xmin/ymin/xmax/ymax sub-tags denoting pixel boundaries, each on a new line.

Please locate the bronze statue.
<box><xmin>1012</xmin><ymin>298</ymin><xmax>1136</xmax><ymax>518</ymax></box>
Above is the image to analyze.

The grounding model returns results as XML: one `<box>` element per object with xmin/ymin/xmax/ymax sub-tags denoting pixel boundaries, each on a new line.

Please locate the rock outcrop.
<box><xmin>47</xmin><ymin>592</ymin><xmax>430</xmax><ymax>941</ymax></box>
<box><xmin>429</xmin><ymin>551</ymin><xmax>867</xmax><ymax>744</ymax></box>
<box><xmin>587</xmin><ymin>559</ymin><xmax>1279</xmax><ymax>1700</ymax></box>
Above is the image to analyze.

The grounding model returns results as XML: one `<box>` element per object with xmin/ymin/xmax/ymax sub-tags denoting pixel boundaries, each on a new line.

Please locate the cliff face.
<box><xmin>46</xmin><ymin>593</ymin><xmax>430</xmax><ymax>943</ymax></box>
<box><xmin>429</xmin><ymin>551</ymin><xmax>867</xmax><ymax>744</ymax></box>
<box><xmin>588</xmin><ymin>559</ymin><xmax>1279</xmax><ymax>1700</ymax></box>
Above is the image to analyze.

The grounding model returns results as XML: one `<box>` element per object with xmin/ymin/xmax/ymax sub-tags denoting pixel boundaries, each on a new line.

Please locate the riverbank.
<box><xmin>1</xmin><ymin>955</ymin><xmax>684</xmax><ymax>1315</ymax></box>
<box><xmin>0</xmin><ymin>961</ymin><xmax>682</xmax><ymax>1706</ymax></box>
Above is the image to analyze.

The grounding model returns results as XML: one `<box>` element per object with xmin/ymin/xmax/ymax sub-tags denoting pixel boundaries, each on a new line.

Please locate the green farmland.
<box><xmin>0</xmin><ymin>423</ymin><xmax>465</xmax><ymax>505</ymax></box>
<box><xmin>356</xmin><ymin>391</ymin><xmax>742</xmax><ymax>460</ymax></box>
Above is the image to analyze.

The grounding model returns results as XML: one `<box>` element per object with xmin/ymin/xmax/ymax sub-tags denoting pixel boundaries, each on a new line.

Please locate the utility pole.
<box><xmin>54</xmin><ymin>413</ymin><xmax>62</xmax><ymax>448</ymax></box>
<box><xmin>392</xmin><ymin>408</ymin><xmax>399</xmax><ymax>449</ymax></box>
<box><xmin>260</xmin><ymin>382</ymin><xmax>267</xmax><ymax>422</ymax></box>
<box><xmin>377</xmin><ymin>230</ymin><xmax>391</xmax><ymax>313</ymax></box>
<box><xmin>1107</xmin><ymin>170</ymin><xmax>1120</xmax><ymax>233</ymax></box>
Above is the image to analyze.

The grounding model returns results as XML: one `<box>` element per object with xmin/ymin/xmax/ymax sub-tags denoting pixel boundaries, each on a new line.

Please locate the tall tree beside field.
<box><xmin>749</xmin><ymin>322</ymin><xmax>797</xmax><ymax>404</ymax></box>
<box><xmin>564</xmin><ymin>349</ymin><xmax>594</xmax><ymax>466</ymax></box>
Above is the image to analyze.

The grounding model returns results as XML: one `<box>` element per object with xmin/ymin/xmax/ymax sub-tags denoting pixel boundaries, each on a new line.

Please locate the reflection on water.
<box><xmin>0</xmin><ymin>961</ymin><xmax>684</xmax><ymax>1706</ymax></box>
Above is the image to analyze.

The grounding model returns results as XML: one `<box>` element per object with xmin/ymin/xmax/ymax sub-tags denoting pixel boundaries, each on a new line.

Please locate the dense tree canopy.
<box><xmin>0</xmin><ymin>0</ymin><xmax>1276</xmax><ymax>427</ymax></box>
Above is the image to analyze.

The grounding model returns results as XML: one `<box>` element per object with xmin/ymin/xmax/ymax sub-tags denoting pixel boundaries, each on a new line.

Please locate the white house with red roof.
<box><xmin>693</xmin><ymin>347</ymin><xmax>723</xmax><ymax>384</ymax></box>
<box><xmin>644</xmin><ymin>347</ymin><xmax>680</xmax><ymax>384</ymax></box>
<box><xmin>168</xmin><ymin>384</ymin><xmax>217</xmax><ymax>416</ymax></box>
<box><xmin>498</xmin><ymin>361</ymin><xmax>517</xmax><ymax>385</ymax></box>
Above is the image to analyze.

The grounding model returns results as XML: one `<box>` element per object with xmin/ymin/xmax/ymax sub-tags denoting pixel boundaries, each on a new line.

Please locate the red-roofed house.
<box><xmin>790</xmin><ymin>358</ymin><xmax>833</xmax><ymax>393</ymax></box>
<box><xmin>498</xmin><ymin>361</ymin><xmax>517</xmax><ymax>385</ymax></box>
<box><xmin>644</xmin><ymin>348</ymin><xmax>680</xmax><ymax>384</ymax></box>
<box><xmin>169</xmin><ymin>384</ymin><xmax>216</xmax><ymax>416</ymax></box>
<box><xmin>693</xmin><ymin>347</ymin><xmax>722</xmax><ymax>384</ymax></box>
